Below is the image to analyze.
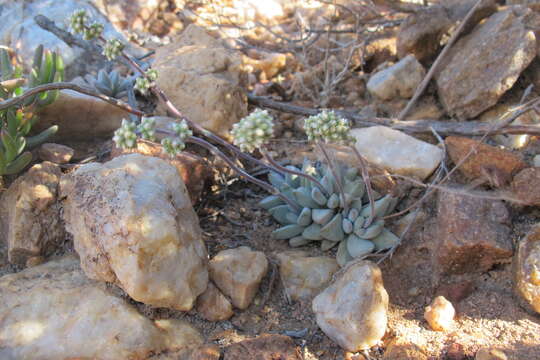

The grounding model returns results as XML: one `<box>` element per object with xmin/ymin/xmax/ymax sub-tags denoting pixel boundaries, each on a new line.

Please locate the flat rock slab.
<box><xmin>351</xmin><ymin>126</ymin><xmax>442</xmax><ymax>180</ymax></box>
<box><xmin>435</xmin><ymin>6</ymin><xmax>536</xmax><ymax>119</ymax></box>
<box><xmin>0</xmin><ymin>256</ymin><xmax>203</xmax><ymax>360</ymax></box>
<box><xmin>434</xmin><ymin>192</ymin><xmax>513</xmax><ymax>276</ymax></box>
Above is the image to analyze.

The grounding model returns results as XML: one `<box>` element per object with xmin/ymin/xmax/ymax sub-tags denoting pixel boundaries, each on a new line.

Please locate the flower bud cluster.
<box><xmin>304</xmin><ymin>110</ymin><xmax>354</xmax><ymax>144</ymax></box>
<box><xmin>134</xmin><ymin>69</ymin><xmax>158</xmax><ymax>95</ymax></box>
<box><xmin>70</xmin><ymin>9</ymin><xmax>89</xmax><ymax>34</ymax></box>
<box><xmin>161</xmin><ymin>120</ymin><xmax>192</xmax><ymax>156</ymax></box>
<box><xmin>113</xmin><ymin>119</ymin><xmax>137</xmax><ymax>149</ymax></box>
<box><xmin>231</xmin><ymin>109</ymin><xmax>274</xmax><ymax>152</ymax></box>
<box><xmin>138</xmin><ymin>117</ymin><xmax>156</xmax><ymax>141</ymax></box>
<box><xmin>103</xmin><ymin>39</ymin><xmax>124</xmax><ymax>61</ymax></box>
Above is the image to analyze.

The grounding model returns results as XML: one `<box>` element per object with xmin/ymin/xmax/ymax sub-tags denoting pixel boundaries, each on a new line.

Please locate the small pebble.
<box><xmin>424</xmin><ymin>296</ymin><xmax>455</xmax><ymax>331</ymax></box>
<box><xmin>408</xmin><ymin>287</ymin><xmax>420</xmax><ymax>296</ymax></box>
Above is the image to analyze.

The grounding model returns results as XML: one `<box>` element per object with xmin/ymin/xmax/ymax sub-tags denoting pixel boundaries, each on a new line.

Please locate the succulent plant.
<box><xmin>259</xmin><ymin>160</ymin><xmax>399</xmax><ymax>266</ymax></box>
<box><xmin>232</xmin><ymin>108</ymin><xmax>274</xmax><ymax>152</ymax></box>
<box><xmin>91</xmin><ymin>69</ymin><xmax>133</xmax><ymax>98</ymax></box>
<box><xmin>134</xmin><ymin>69</ymin><xmax>158</xmax><ymax>95</ymax></box>
<box><xmin>103</xmin><ymin>38</ymin><xmax>124</xmax><ymax>61</ymax></box>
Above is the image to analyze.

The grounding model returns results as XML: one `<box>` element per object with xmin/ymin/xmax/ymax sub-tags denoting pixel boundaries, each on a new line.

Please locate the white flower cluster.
<box><xmin>304</xmin><ymin>110</ymin><xmax>353</xmax><ymax>144</ymax></box>
<box><xmin>137</xmin><ymin>117</ymin><xmax>156</xmax><ymax>141</ymax></box>
<box><xmin>231</xmin><ymin>109</ymin><xmax>274</xmax><ymax>152</ymax></box>
<box><xmin>70</xmin><ymin>9</ymin><xmax>88</xmax><ymax>34</ymax></box>
<box><xmin>84</xmin><ymin>23</ymin><xmax>104</xmax><ymax>40</ymax></box>
<box><xmin>134</xmin><ymin>69</ymin><xmax>158</xmax><ymax>95</ymax></box>
<box><xmin>161</xmin><ymin>120</ymin><xmax>192</xmax><ymax>156</ymax></box>
<box><xmin>113</xmin><ymin>119</ymin><xmax>137</xmax><ymax>149</ymax></box>
<box><xmin>103</xmin><ymin>38</ymin><xmax>124</xmax><ymax>61</ymax></box>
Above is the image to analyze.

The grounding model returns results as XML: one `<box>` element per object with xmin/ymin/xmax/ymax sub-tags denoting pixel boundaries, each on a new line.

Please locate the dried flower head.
<box><xmin>231</xmin><ymin>109</ymin><xmax>274</xmax><ymax>152</ymax></box>
<box><xmin>113</xmin><ymin>119</ymin><xmax>137</xmax><ymax>149</ymax></box>
<box><xmin>304</xmin><ymin>110</ymin><xmax>354</xmax><ymax>144</ymax></box>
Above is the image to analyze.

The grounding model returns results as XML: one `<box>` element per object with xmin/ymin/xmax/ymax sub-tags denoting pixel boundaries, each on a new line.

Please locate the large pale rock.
<box><xmin>276</xmin><ymin>252</ymin><xmax>339</xmax><ymax>301</ymax></box>
<box><xmin>209</xmin><ymin>246</ymin><xmax>268</xmax><ymax>310</ymax></box>
<box><xmin>435</xmin><ymin>192</ymin><xmax>513</xmax><ymax>275</ymax></box>
<box><xmin>0</xmin><ymin>256</ymin><xmax>203</xmax><ymax>360</ymax></box>
<box><xmin>196</xmin><ymin>282</ymin><xmax>234</xmax><ymax>322</ymax></box>
<box><xmin>0</xmin><ymin>162</ymin><xmax>64</xmax><ymax>266</ymax></box>
<box><xmin>367</xmin><ymin>55</ymin><xmax>426</xmax><ymax>100</ymax></box>
<box><xmin>154</xmin><ymin>25</ymin><xmax>247</xmax><ymax>138</ymax></box>
<box><xmin>312</xmin><ymin>260</ymin><xmax>389</xmax><ymax>352</ymax></box>
<box><xmin>351</xmin><ymin>126</ymin><xmax>442</xmax><ymax>180</ymax></box>
<box><xmin>397</xmin><ymin>6</ymin><xmax>452</xmax><ymax>61</ymax></box>
<box><xmin>60</xmin><ymin>154</ymin><xmax>208</xmax><ymax>310</ymax></box>
<box><xmin>435</xmin><ymin>7</ymin><xmax>536</xmax><ymax>119</ymax></box>
<box><xmin>424</xmin><ymin>296</ymin><xmax>455</xmax><ymax>331</ymax></box>
<box><xmin>445</xmin><ymin>136</ymin><xmax>526</xmax><ymax>187</ymax></box>
<box><xmin>34</xmin><ymin>90</ymin><xmax>128</xmax><ymax>140</ymax></box>
<box><xmin>514</xmin><ymin>225</ymin><xmax>540</xmax><ymax>314</ymax></box>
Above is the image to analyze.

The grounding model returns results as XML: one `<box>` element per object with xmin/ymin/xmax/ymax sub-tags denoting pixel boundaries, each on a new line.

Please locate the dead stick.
<box><xmin>398</xmin><ymin>0</ymin><xmax>484</xmax><ymax>120</ymax></box>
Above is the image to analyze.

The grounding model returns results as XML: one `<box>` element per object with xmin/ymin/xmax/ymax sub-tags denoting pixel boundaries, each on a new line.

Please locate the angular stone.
<box><xmin>111</xmin><ymin>139</ymin><xmax>210</xmax><ymax>204</ymax></box>
<box><xmin>60</xmin><ymin>154</ymin><xmax>208</xmax><ymax>310</ymax></box>
<box><xmin>514</xmin><ymin>224</ymin><xmax>540</xmax><ymax>314</ymax></box>
<box><xmin>209</xmin><ymin>246</ymin><xmax>268</xmax><ymax>310</ymax></box>
<box><xmin>443</xmin><ymin>0</ymin><xmax>498</xmax><ymax>34</ymax></box>
<box><xmin>0</xmin><ymin>256</ymin><xmax>203</xmax><ymax>359</ymax></box>
<box><xmin>312</xmin><ymin>260</ymin><xmax>388</xmax><ymax>352</ymax></box>
<box><xmin>276</xmin><ymin>251</ymin><xmax>339</xmax><ymax>301</ymax></box>
<box><xmin>351</xmin><ymin>126</ymin><xmax>442</xmax><ymax>180</ymax></box>
<box><xmin>424</xmin><ymin>296</ymin><xmax>455</xmax><ymax>331</ymax></box>
<box><xmin>34</xmin><ymin>90</ymin><xmax>127</xmax><ymax>140</ymax></box>
<box><xmin>435</xmin><ymin>7</ymin><xmax>536</xmax><ymax>119</ymax></box>
<box><xmin>154</xmin><ymin>25</ymin><xmax>247</xmax><ymax>138</ymax></box>
<box><xmin>445</xmin><ymin>136</ymin><xmax>526</xmax><ymax>187</ymax></box>
<box><xmin>435</xmin><ymin>192</ymin><xmax>513</xmax><ymax>275</ymax></box>
<box><xmin>367</xmin><ymin>55</ymin><xmax>426</xmax><ymax>100</ymax></box>
<box><xmin>512</xmin><ymin>167</ymin><xmax>540</xmax><ymax>206</ymax></box>
<box><xmin>222</xmin><ymin>334</ymin><xmax>301</xmax><ymax>360</ymax></box>
<box><xmin>196</xmin><ymin>282</ymin><xmax>234</xmax><ymax>322</ymax></box>
<box><xmin>38</xmin><ymin>143</ymin><xmax>74</xmax><ymax>164</ymax></box>
<box><xmin>0</xmin><ymin>162</ymin><xmax>65</xmax><ymax>266</ymax></box>
<box><xmin>382</xmin><ymin>338</ymin><xmax>428</xmax><ymax>360</ymax></box>
<box><xmin>476</xmin><ymin>348</ymin><xmax>508</xmax><ymax>360</ymax></box>
<box><xmin>397</xmin><ymin>6</ymin><xmax>452</xmax><ymax>61</ymax></box>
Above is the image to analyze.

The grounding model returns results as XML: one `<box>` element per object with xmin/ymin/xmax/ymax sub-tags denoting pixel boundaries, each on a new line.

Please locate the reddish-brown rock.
<box><xmin>38</xmin><ymin>143</ymin><xmax>74</xmax><ymax>164</ymax></box>
<box><xmin>514</xmin><ymin>224</ymin><xmax>540</xmax><ymax>314</ymax></box>
<box><xmin>195</xmin><ymin>282</ymin><xmax>234</xmax><ymax>322</ymax></box>
<box><xmin>445</xmin><ymin>136</ymin><xmax>526</xmax><ymax>187</ymax></box>
<box><xmin>434</xmin><ymin>192</ymin><xmax>513</xmax><ymax>275</ymax></box>
<box><xmin>511</xmin><ymin>167</ymin><xmax>540</xmax><ymax>205</ymax></box>
<box><xmin>222</xmin><ymin>334</ymin><xmax>302</xmax><ymax>360</ymax></box>
<box><xmin>111</xmin><ymin>140</ymin><xmax>210</xmax><ymax>204</ymax></box>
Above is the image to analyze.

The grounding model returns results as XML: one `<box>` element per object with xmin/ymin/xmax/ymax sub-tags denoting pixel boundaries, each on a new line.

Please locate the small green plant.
<box><xmin>0</xmin><ymin>45</ymin><xmax>63</xmax><ymax>175</ymax></box>
<box><xmin>91</xmin><ymin>69</ymin><xmax>133</xmax><ymax>98</ymax></box>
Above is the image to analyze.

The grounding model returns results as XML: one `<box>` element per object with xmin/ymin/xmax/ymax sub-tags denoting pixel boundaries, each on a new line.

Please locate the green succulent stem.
<box><xmin>317</xmin><ymin>141</ymin><xmax>348</xmax><ymax>212</ymax></box>
<box><xmin>261</xmin><ymin>150</ymin><xmax>330</xmax><ymax>198</ymax></box>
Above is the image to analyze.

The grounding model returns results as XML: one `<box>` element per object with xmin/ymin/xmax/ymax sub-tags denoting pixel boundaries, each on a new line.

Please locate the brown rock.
<box><xmin>445</xmin><ymin>136</ymin><xmax>526</xmax><ymax>187</ymax></box>
<box><xmin>397</xmin><ymin>6</ymin><xmax>452</xmax><ymax>61</ymax></box>
<box><xmin>196</xmin><ymin>282</ymin><xmax>234</xmax><ymax>322</ymax></box>
<box><xmin>363</xmin><ymin>36</ymin><xmax>397</xmax><ymax>72</ymax></box>
<box><xmin>476</xmin><ymin>347</ymin><xmax>508</xmax><ymax>360</ymax></box>
<box><xmin>435</xmin><ymin>7</ymin><xmax>536</xmax><ymax>119</ymax></box>
<box><xmin>154</xmin><ymin>25</ymin><xmax>247</xmax><ymax>138</ymax></box>
<box><xmin>512</xmin><ymin>167</ymin><xmax>540</xmax><ymax>205</ymax></box>
<box><xmin>436</xmin><ymin>281</ymin><xmax>474</xmax><ymax>304</ymax></box>
<box><xmin>222</xmin><ymin>334</ymin><xmax>302</xmax><ymax>360</ymax></box>
<box><xmin>434</xmin><ymin>192</ymin><xmax>513</xmax><ymax>275</ymax></box>
<box><xmin>209</xmin><ymin>246</ymin><xmax>268</xmax><ymax>310</ymax></box>
<box><xmin>185</xmin><ymin>344</ymin><xmax>221</xmax><ymax>360</ymax></box>
<box><xmin>0</xmin><ymin>162</ymin><xmax>65</xmax><ymax>266</ymax></box>
<box><xmin>443</xmin><ymin>0</ymin><xmax>498</xmax><ymax>34</ymax></box>
<box><xmin>38</xmin><ymin>143</ymin><xmax>74</xmax><ymax>164</ymax></box>
<box><xmin>111</xmin><ymin>140</ymin><xmax>210</xmax><ymax>204</ymax></box>
<box><xmin>383</xmin><ymin>338</ymin><xmax>428</xmax><ymax>360</ymax></box>
<box><xmin>446</xmin><ymin>343</ymin><xmax>467</xmax><ymax>360</ymax></box>
<box><xmin>514</xmin><ymin>224</ymin><xmax>540</xmax><ymax>314</ymax></box>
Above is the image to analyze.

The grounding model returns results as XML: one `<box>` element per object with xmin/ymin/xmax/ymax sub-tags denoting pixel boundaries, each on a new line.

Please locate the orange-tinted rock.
<box><xmin>511</xmin><ymin>167</ymin><xmax>540</xmax><ymax>205</ymax></box>
<box><xmin>445</xmin><ymin>136</ymin><xmax>526</xmax><ymax>187</ymax></box>
<box><xmin>514</xmin><ymin>224</ymin><xmax>540</xmax><ymax>314</ymax></box>
<box><xmin>434</xmin><ymin>192</ymin><xmax>513</xmax><ymax>275</ymax></box>
<box><xmin>196</xmin><ymin>282</ymin><xmax>234</xmax><ymax>322</ymax></box>
<box><xmin>111</xmin><ymin>140</ymin><xmax>210</xmax><ymax>204</ymax></box>
<box><xmin>187</xmin><ymin>344</ymin><xmax>221</xmax><ymax>360</ymax></box>
<box><xmin>222</xmin><ymin>334</ymin><xmax>302</xmax><ymax>360</ymax></box>
<box><xmin>382</xmin><ymin>338</ymin><xmax>428</xmax><ymax>360</ymax></box>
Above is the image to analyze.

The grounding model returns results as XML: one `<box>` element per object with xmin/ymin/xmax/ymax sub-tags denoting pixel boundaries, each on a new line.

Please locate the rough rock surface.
<box><xmin>476</xmin><ymin>348</ymin><xmax>508</xmax><ymax>360</ymax></box>
<box><xmin>209</xmin><ymin>246</ymin><xmax>268</xmax><ymax>309</ymax></box>
<box><xmin>382</xmin><ymin>338</ymin><xmax>429</xmax><ymax>360</ymax></box>
<box><xmin>514</xmin><ymin>224</ymin><xmax>540</xmax><ymax>314</ymax></box>
<box><xmin>0</xmin><ymin>162</ymin><xmax>64</xmax><ymax>266</ymax></box>
<box><xmin>443</xmin><ymin>0</ymin><xmax>498</xmax><ymax>34</ymax></box>
<box><xmin>312</xmin><ymin>260</ymin><xmax>389</xmax><ymax>352</ymax></box>
<box><xmin>60</xmin><ymin>154</ymin><xmax>208</xmax><ymax>310</ymax></box>
<box><xmin>222</xmin><ymin>334</ymin><xmax>301</xmax><ymax>360</ymax></box>
<box><xmin>111</xmin><ymin>139</ymin><xmax>210</xmax><ymax>204</ymax></box>
<box><xmin>0</xmin><ymin>256</ymin><xmax>203</xmax><ymax>360</ymax></box>
<box><xmin>38</xmin><ymin>143</ymin><xmax>74</xmax><ymax>164</ymax></box>
<box><xmin>154</xmin><ymin>25</ymin><xmax>247</xmax><ymax>138</ymax></box>
<box><xmin>34</xmin><ymin>90</ymin><xmax>128</xmax><ymax>140</ymax></box>
<box><xmin>511</xmin><ymin>167</ymin><xmax>540</xmax><ymax>205</ymax></box>
<box><xmin>276</xmin><ymin>252</ymin><xmax>339</xmax><ymax>301</ymax></box>
<box><xmin>445</xmin><ymin>136</ymin><xmax>527</xmax><ymax>187</ymax></box>
<box><xmin>424</xmin><ymin>296</ymin><xmax>455</xmax><ymax>331</ymax></box>
<box><xmin>196</xmin><ymin>282</ymin><xmax>234</xmax><ymax>322</ymax></box>
<box><xmin>434</xmin><ymin>192</ymin><xmax>513</xmax><ymax>275</ymax></box>
<box><xmin>351</xmin><ymin>126</ymin><xmax>442</xmax><ymax>180</ymax></box>
<box><xmin>435</xmin><ymin>7</ymin><xmax>536</xmax><ymax>119</ymax></box>
<box><xmin>367</xmin><ymin>55</ymin><xmax>426</xmax><ymax>100</ymax></box>
<box><xmin>397</xmin><ymin>6</ymin><xmax>452</xmax><ymax>61</ymax></box>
